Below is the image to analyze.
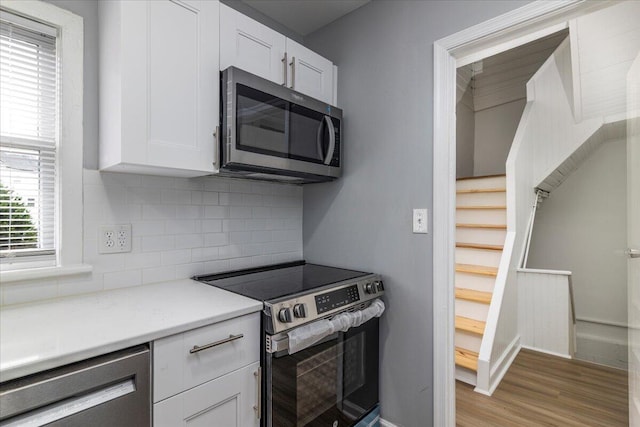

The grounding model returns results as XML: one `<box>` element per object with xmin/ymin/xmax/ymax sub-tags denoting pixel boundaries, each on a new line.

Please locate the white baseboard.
<box><xmin>478</xmin><ymin>335</ymin><xmax>520</xmax><ymax>396</ymax></box>
<box><xmin>380</xmin><ymin>419</ymin><xmax>399</xmax><ymax>427</ymax></box>
<box><xmin>520</xmin><ymin>344</ymin><xmax>572</xmax><ymax>359</ymax></box>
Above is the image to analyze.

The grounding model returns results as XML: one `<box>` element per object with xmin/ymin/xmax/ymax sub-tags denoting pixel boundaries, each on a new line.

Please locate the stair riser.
<box><xmin>456</xmin><ymin>209</ymin><xmax>506</xmax><ymax>225</ymax></box>
<box><xmin>456</xmin><ymin>247</ymin><xmax>502</xmax><ymax>268</ymax></box>
<box><xmin>457</xmin><ymin>192</ymin><xmax>506</xmax><ymax>207</ymax></box>
<box><xmin>455</xmin><ymin>330</ymin><xmax>483</xmax><ymax>353</ymax></box>
<box><xmin>456</xmin><ymin>176</ymin><xmax>506</xmax><ymax>191</ymax></box>
<box><xmin>455</xmin><ymin>272</ymin><xmax>496</xmax><ymax>292</ymax></box>
<box><xmin>456</xmin><ymin>299</ymin><xmax>490</xmax><ymax>322</ymax></box>
<box><xmin>456</xmin><ymin>228</ymin><xmax>507</xmax><ymax>246</ymax></box>
<box><xmin>455</xmin><ymin>366</ymin><xmax>478</xmax><ymax>386</ymax></box>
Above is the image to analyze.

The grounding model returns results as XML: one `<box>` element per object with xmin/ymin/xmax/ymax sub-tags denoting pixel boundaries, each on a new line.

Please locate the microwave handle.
<box><xmin>323</xmin><ymin>116</ymin><xmax>336</xmax><ymax>165</ymax></box>
<box><xmin>316</xmin><ymin>118</ymin><xmax>325</xmax><ymax>160</ymax></box>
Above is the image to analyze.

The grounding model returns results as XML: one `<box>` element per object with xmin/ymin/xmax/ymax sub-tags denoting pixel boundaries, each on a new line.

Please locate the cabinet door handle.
<box><xmin>212</xmin><ymin>125</ymin><xmax>219</xmax><ymax>165</ymax></box>
<box><xmin>289</xmin><ymin>56</ymin><xmax>296</xmax><ymax>89</ymax></box>
<box><xmin>189</xmin><ymin>334</ymin><xmax>244</xmax><ymax>354</ymax></box>
<box><xmin>281</xmin><ymin>52</ymin><xmax>288</xmax><ymax>86</ymax></box>
<box><xmin>253</xmin><ymin>367</ymin><xmax>262</xmax><ymax>419</ymax></box>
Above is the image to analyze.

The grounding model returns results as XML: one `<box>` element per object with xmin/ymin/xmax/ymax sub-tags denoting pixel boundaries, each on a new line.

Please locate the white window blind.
<box><xmin>0</xmin><ymin>13</ymin><xmax>57</xmax><ymax>264</ymax></box>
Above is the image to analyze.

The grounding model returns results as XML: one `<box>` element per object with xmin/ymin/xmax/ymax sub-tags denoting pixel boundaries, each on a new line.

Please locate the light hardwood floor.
<box><xmin>456</xmin><ymin>349</ymin><xmax>628</xmax><ymax>426</ymax></box>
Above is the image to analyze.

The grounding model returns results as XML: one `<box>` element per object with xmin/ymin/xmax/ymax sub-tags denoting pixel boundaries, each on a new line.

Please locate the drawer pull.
<box><xmin>189</xmin><ymin>334</ymin><xmax>244</xmax><ymax>354</ymax></box>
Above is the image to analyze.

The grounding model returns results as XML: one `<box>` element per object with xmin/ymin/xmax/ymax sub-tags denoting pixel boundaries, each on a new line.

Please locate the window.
<box><xmin>0</xmin><ymin>2</ymin><xmax>87</xmax><ymax>280</ymax></box>
<box><xmin>1</xmin><ymin>13</ymin><xmax>57</xmax><ymax>266</ymax></box>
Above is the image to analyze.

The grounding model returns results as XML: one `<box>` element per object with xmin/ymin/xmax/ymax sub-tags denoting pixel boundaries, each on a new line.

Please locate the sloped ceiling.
<box><xmin>458</xmin><ymin>30</ymin><xmax>569</xmax><ymax>111</ymax></box>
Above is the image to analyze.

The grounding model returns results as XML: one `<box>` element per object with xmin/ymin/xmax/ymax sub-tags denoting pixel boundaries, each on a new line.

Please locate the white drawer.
<box><xmin>153</xmin><ymin>312</ymin><xmax>260</xmax><ymax>402</ymax></box>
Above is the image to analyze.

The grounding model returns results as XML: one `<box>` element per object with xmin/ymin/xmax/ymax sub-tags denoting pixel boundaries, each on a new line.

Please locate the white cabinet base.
<box><xmin>154</xmin><ymin>362</ymin><xmax>260</xmax><ymax>427</ymax></box>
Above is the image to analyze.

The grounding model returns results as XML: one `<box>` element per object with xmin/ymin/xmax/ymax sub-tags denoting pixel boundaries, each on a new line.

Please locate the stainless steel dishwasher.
<box><xmin>0</xmin><ymin>345</ymin><xmax>150</xmax><ymax>426</ymax></box>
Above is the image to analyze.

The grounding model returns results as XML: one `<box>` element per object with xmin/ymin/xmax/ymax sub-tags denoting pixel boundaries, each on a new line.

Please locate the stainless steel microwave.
<box><xmin>219</xmin><ymin>67</ymin><xmax>342</xmax><ymax>184</ymax></box>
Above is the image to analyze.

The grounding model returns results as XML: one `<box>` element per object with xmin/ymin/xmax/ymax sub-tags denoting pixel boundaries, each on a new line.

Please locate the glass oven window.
<box><xmin>270</xmin><ymin>318</ymin><xmax>379</xmax><ymax>427</ymax></box>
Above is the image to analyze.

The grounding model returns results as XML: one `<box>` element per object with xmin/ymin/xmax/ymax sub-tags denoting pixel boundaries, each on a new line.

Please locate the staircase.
<box><xmin>454</xmin><ymin>174</ymin><xmax>506</xmax><ymax>385</ymax></box>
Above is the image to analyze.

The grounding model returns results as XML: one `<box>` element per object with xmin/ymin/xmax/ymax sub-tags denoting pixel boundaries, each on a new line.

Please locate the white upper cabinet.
<box><xmin>99</xmin><ymin>0</ymin><xmax>220</xmax><ymax>177</ymax></box>
<box><xmin>285</xmin><ymin>38</ymin><xmax>334</xmax><ymax>104</ymax></box>
<box><xmin>219</xmin><ymin>3</ymin><xmax>286</xmax><ymax>85</ymax></box>
<box><xmin>219</xmin><ymin>4</ymin><xmax>336</xmax><ymax>105</ymax></box>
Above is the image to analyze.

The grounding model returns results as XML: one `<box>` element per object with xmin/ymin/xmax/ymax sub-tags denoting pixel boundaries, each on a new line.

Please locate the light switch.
<box><xmin>413</xmin><ymin>209</ymin><xmax>428</xmax><ymax>234</ymax></box>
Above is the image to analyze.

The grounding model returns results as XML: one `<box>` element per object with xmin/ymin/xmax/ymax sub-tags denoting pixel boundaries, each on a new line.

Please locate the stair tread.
<box><xmin>455</xmin><ymin>316</ymin><xmax>486</xmax><ymax>335</ymax></box>
<box><xmin>456</xmin><ymin>223</ymin><xmax>507</xmax><ymax>229</ymax></box>
<box><xmin>456</xmin><ymin>205</ymin><xmax>506</xmax><ymax>210</ymax></box>
<box><xmin>457</xmin><ymin>187</ymin><xmax>506</xmax><ymax>194</ymax></box>
<box><xmin>456</xmin><ymin>174</ymin><xmax>506</xmax><ymax>181</ymax></box>
<box><xmin>455</xmin><ymin>288</ymin><xmax>492</xmax><ymax>304</ymax></box>
<box><xmin>456</xmin><ymin>263</ymin><xmax>498</xmax><ymax>276</ymax></box>
<box><xmin>455</xmin><ymin>347</ymin><xmax>479</xmax><ymax>371</ymax></box>
<box><xmin>456</xmin><ymin>242</ymin><xmax>504</xmax><ymax>251</ymax></box>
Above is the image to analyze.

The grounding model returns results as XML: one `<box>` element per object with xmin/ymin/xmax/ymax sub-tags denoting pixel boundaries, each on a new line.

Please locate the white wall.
<box><xmin>527</xmin><ymin>138</ymin><xmax>628</xmax><ymax>368</ymax></box>
<box><xmin>474</xmin><ymin>99</ymin><xmax>526</xmax><ymax>176</ymax></box>
<box><xmin>0</xmin><ymin>171</ymin><xmax>303</xmax><ymax>306</ymax></box>
<box><xmin>457</xmin><ymin>87</ymin><xmax>475</xmax><ymax>178</ymax></box>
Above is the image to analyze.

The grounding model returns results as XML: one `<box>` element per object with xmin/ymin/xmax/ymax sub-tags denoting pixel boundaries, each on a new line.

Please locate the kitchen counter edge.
<box><xmin>0</xmin><ymin>279</ymin><xmax>263</xmax><ymax>383</ymax></box>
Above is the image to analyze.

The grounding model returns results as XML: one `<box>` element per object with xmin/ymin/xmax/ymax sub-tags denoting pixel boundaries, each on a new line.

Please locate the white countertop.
<box><xmin>0</xmin><ymin>279</ymin><xmax>263</xmax><ymax>382</ymax></box>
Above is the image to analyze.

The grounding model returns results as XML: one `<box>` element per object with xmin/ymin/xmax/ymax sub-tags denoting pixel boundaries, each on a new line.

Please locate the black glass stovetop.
<box><xmin>193</xmin><ymin>261</ymin><xmax>370</xmax><ymax>302</ymax></box>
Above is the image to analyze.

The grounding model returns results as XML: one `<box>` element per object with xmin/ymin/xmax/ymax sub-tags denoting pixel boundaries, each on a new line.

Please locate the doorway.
<box><xmin>433</xmin><ymin>1</ymin><xmax>639</xmax><ymax>425</ymax></box>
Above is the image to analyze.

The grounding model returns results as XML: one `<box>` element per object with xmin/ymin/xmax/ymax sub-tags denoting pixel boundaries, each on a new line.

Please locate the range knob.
<box><xmin>375</xmin><ymin>281</ymin><xmax>384</xmax><ymax>292</ymax></box>
<box><xmin>364</xmin><ymin>282</ymin><xmax>377</xmax><ymax>294</ymax></box>
<box><xmin>293</xmin><ymin>303</ymin><xmax>307</xmax><ymax>318</ymax></box>
<box><xmin>278</xmin><ymin>308</ymin><xmax>292</xmax><ymax>323</ymax></box>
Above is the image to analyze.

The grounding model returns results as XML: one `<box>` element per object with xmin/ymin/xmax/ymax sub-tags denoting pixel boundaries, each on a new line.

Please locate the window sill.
<box><xmin>0</xmin><ymin>264</ymin><xmax>93</xmax><ymax>284</ymax></box>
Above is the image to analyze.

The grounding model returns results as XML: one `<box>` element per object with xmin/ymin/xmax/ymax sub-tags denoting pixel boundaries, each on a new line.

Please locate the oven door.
<box><xmin>265</xmin><ymin>317</ymin><xmax>379</xmax><ymax>427</ymax></box>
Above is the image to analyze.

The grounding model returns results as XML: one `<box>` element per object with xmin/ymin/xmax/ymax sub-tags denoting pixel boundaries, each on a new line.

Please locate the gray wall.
<box><xmin>473</xmin><ymin>98</ymin><xmax>526</xmax><ymax>176</ymax></box>
<box><xmin>44</xmin><ymin>0</ymin><xmax>99</xmax><ymax>170</ymax></box>
<box><xmin>303</xmin><ymin>1</ymin><xmax>530</xmax><ymax>425</ymax></box>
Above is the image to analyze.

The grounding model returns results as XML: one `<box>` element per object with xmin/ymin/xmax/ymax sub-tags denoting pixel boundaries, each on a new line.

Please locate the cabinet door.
<box><xmin>154</xmin><ymin>362</ymin><xmax>261</xmax><ymax>427</ymax></box>
<box><xmin>220</xmin><ymin>4</ymin><xmax>286</xmax><ymax>85</ymax></box>
<box><xmin>121</xmin><ymin>0</ymin><xmax>218</xmax><ymax>175</ymax></box>
<box><xmin>286</xmin><ymin>38</ymin><xmax>334</xmax><ymax>104</ymax></box>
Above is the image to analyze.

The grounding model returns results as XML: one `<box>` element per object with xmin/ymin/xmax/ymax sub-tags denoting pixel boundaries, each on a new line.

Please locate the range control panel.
<box><xmin>265</xmin><ymin>275</ymin><xmax>385</xmax><ymax>334</ymax></box>
<box><xmin>315</xmin><ymin>285</ymin><xmax>360</xmax><ymax>314</ymax></box>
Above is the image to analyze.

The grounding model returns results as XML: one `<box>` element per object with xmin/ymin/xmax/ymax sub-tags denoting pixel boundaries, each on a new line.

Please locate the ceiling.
<box><xmin>457</xmin><ymin>30</ymin><xmax>569</xmax><ymax>111</ymax></box>
<box><xmin>241</xmin><ymin>0</ymin><xmax>370</xmax><ymax>36</ymax></box>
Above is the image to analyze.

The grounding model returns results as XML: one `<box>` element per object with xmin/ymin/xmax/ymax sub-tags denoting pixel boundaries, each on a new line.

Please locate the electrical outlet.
<box><xmin>99</xmin><ymin>224</ymin><xmax>132</xmax><ymax>253</ymax></box>
<box><xmin>413</xmin><ymin>209</ymin><xmax>428</xmax><ymax>234</ymax></box>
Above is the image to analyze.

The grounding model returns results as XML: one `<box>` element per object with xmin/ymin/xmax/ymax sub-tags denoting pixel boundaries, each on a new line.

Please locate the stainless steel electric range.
<box><xmin>194</xmin><ymin>261</ymin><xmax>385</xmax><ymax>427</ymax></box>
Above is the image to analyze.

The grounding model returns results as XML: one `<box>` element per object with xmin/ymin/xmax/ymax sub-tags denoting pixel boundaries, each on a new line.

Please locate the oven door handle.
<box><xmin>275</xmin><ymin>299</ymin><xmax>385</xmax><ymax>355</ymax></box>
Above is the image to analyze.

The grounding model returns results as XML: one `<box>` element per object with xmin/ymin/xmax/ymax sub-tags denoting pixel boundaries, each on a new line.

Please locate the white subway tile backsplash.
<box><xmin>204</xmin><ymin>205</ymin><xmax>229</xmax><ymax>219</ymax></box>
<box><xmin>124</xmin><ymin>252</ymin><xmax>162</xmax><ymax>270</ymax></box>
<box><xmin>230</xmin><ymin>206</ymin><xmax>252</xmax><ymax>219</ymax></box>
<box><xmin>142</xmin><ymin>235</ymin><xmax>176</xmax><ymax>252</ymax></box>
<box><xmin>201</xmin><ymin>191</ymin><xmax>219</xmax><ymax>205</ymax></box>
<box><xmin>142</xmin><ymin>266</ymin><xmax>176</xmax><ymax>285</ymax></box>
<box><xmin>161</xmin><ymin>189</ymin><xmax>192</xmax><ymax>205</ymax></box>
<box><xmin>162</xmin><ymin>249</ymin><xmax>192</xmax><ymax>265</ymax></box>
<box><xmin>175</xmin><ymin>233</ymin><xmax>204</xmax><ymax>249</ymax></box>
<box><xmin>104</xmin><ymin>270</ymin><xmax>142</xmax><ymax>290</ymax></box>
<box><xmin>204</xmin><ymin>232</ymin><xmax>229</xmax><ymax>247</ymax></box>
<box><xmin>1</xmin><ymin>170</ymin><xmax>303</xmax><ymax>306</ymax></box>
